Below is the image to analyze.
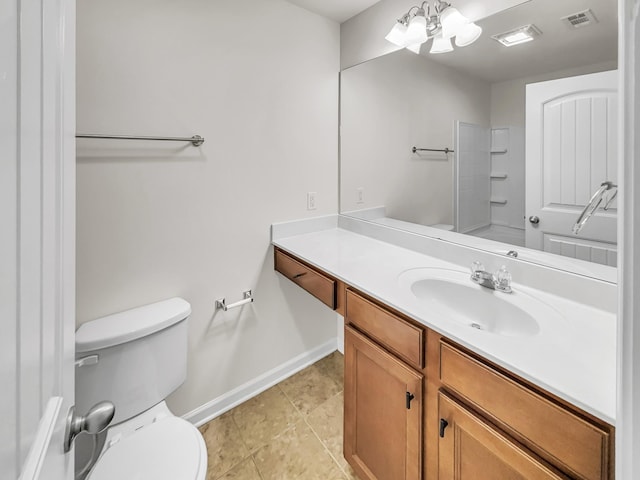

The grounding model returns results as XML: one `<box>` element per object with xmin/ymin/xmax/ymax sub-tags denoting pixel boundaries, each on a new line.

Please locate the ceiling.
<box><xmin>414</xmin><ymin>0</ymin><xmax>618</xmax><ymax>83</ymax></box>
<box><xmin>285</xmin><ymin>0</ymin><xmax>382</xmax><ymax>23</ymax></box>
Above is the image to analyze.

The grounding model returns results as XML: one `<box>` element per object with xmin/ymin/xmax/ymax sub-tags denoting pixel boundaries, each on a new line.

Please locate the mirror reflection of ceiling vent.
<box><xmin>561</xmin><ymin>9</ymin><xmax>598</xmax><ymax>29</ymax></box>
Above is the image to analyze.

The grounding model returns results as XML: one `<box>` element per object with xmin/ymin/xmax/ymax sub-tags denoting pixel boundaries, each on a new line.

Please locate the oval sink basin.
<box><xmin>397</xmin><ymin>268</ymin><xmax>559</xmax><ymax>337</ymax></box>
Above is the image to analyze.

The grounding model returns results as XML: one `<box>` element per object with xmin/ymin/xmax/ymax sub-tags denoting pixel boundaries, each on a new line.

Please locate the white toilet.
<box><xmin>75</xmin><ymin>297</ymin><xmax>207</xmax><ymax>480</ymax></box>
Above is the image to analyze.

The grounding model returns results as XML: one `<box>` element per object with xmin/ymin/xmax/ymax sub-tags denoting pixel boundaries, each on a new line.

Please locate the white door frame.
<box><xmin>3</xmin><ymin>0</ymin><xmax>76</xmax><ymax>478</ymax></box>
<box><xmin>617</xmin><ymin>0</ymin><xmax>640</xmax><ymax>478</ymax></box>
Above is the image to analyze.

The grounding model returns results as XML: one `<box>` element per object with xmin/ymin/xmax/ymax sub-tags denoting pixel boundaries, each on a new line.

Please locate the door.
<box><xmin>525</xmin><ymin>70</ymin><xmax>618</xmax><ymax>266</ymax></box>
<box><xmin>344</xmin><ymin>326</ymin><xmax>423</xmax><ymax>480</ymax></box>
<box><xmin>1</xmin><ymin>0</ymin><xmax>76</xmax><ymax>478</ymax></box>
<box><xmin>438</xmin><ymin>392</ymin><xmax>567</xmax><ymax>480</ymax></box>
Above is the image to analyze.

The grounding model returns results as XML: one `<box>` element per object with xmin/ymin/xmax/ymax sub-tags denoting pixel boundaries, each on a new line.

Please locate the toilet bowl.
<box><xmin>75</xmin><ymin>298</ymin><xmax>207</xmax><ymax>480</ymax></box>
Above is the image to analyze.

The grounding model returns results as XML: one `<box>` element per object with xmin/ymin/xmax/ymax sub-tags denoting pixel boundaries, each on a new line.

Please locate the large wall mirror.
<box><xmin>340</xmin><ymin>0</ymin><xmax>618</xmax><ymax>278</ymax></box>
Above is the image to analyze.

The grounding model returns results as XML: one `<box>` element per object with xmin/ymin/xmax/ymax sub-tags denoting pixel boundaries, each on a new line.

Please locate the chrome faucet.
<box><xmin>470</xmin><ymin>262</ymin><xmax>512</xmax><ymax>293</ymax></box>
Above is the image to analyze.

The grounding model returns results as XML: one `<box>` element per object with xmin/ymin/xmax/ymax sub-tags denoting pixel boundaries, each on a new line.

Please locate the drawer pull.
<box><xmin>406</xmin><ymin>391</ymin><xmax>415</xmax><ymax>410</ymax></box>
<box><xmin>292</xmin><ymin>272</ymin><xmax>307</xmax><ymax>279</ymax></box>
<box><xmin>439</xmin><ymin>418</ymin><xmax>449</xmax><ymax>438</ymax></box>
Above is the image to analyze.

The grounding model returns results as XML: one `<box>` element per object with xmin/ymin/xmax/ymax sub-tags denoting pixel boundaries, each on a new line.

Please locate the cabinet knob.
<box><xmin>439</xmin><ymin>418</ymin><xmax>449</xmax><ymax>438</ymax></box>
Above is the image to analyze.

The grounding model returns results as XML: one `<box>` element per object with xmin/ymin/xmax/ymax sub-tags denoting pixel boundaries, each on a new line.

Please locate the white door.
<box><xmin>525</xmin><ymin>70</ymin><xmax>618</xmax><ymax>266</ymax></box>
<box><xmin>1</xmin><ymin>0</ymin><xmax>76</xmax><ymax>479</ymax></box>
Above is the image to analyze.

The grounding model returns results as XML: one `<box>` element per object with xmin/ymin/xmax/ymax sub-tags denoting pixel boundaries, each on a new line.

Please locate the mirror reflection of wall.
<box><xmin>340</xmin><ymin>0</ymin><xmax>618</xmax><ymax>267</ymax></box>
<box><xmin>341</xmin><ymin>49</ymin><xmax>490</xmax><ymax>227</ymax></box>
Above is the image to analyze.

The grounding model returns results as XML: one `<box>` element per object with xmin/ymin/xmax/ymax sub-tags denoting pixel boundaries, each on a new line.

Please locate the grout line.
<box><xmin>278</xmin><ymin>372</ymin><xmax>349</xmax><ymax>479</ymax></box>
<box><xmin>249</xmin><ymin>455</ymin><xmax>265</xmax><ymax>480</ymax></box>
<box><xmin>303</xmin><ymin>415</ymin><xmax>348</xmax><ymax>480</ymax></box>
<box><xmin>302</xmin><ymin>390</ymin><xmax>351</xmax><ymax>479</ymax></box>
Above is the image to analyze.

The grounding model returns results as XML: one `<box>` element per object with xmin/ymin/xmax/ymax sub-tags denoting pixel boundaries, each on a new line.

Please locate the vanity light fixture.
<box><xmin>385</xmin><ymin>0</ymin><xmax>482</xmax><ymax>55</ymax></box>
<box><xmin>491</xmin><ymin>24</ymin><xmax>542</xmax><ymax>47</ymax></box>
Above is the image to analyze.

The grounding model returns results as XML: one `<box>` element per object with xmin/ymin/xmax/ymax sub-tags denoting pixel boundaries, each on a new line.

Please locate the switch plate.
<box><xmin>307</xmin><ymin>192</ymin><xmax>317</xmax><ymax>210</ymax></box>
<box><xmin>357</xmin><ymin>187</ymin><xmax>364</xmax><ymax>204</ymax></box>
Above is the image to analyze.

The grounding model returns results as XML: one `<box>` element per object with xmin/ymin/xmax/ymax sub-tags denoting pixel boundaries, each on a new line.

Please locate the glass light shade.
<box><xmin>454</xmin><ymin>22</ymin><xmax>482</xmax><ymax>47</ymax></box>
<box><xmin>439</xmin><ymin>6</ymin><xmax>469</xmax><ymax>39</ymax></box>
<box><xmin>406</xmin><ymin>43</ymin><xmax>422</xmax><ymax>54</ymax></box>
<box><xmin>430</xmin><ymin>33</ymin><xmax>453</xmax><ymax>54</ymax></box>
<box><xmin>385</xmin><ymin>22</ymin><xmax>409</xmax><ymax>47</ymax></box>
<box><xmin>405</xmin><ymin>14</ymin><xmax>428</xmax><ymax>45</ymax></box>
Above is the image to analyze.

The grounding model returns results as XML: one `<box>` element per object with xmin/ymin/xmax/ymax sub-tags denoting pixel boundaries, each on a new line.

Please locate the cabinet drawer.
<box><xmin>274</xmin><ymin>249</ymin><xmax>336</xmax><ymax>309</ymax></box>
<box><xmin>346</xmin><ymin>289</ymin><xmax>424</xmax><ymax>369</ymax></box>
<box><xmin>440</xmin><ymin>342</ymin><xmax>610</xmax><ymax>480</ymax></box>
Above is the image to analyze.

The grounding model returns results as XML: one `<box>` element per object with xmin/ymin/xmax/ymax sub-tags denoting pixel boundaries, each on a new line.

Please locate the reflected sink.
<box><xmin>397</xmin><ymin>268</ymin><xmax>560</xmax><ymax>337</ymax></box>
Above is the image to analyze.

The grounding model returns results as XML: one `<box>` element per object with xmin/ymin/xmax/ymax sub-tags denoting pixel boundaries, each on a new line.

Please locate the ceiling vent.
<box><xmin>561</xmin><ymin>9</ymin><xmax>598</xmax><ymax>29</ymax></box>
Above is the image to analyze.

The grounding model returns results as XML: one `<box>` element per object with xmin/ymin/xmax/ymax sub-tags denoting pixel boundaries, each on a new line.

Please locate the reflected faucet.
<box><xmin>572</xmin><ymin>181</ymin><xmax>618</xmax><ymax>235</ymax></box>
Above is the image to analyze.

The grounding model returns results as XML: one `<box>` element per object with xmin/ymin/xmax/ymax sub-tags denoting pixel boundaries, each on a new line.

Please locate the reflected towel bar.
<box><xmin>412</xmin><ymin>146</ymin><xmax>454</xmax><ymax>154</ymax></box>
<box><xmin>76</xmin><ymin>133</ymin><xmax>205</xmax><ymax>147</ymax></box>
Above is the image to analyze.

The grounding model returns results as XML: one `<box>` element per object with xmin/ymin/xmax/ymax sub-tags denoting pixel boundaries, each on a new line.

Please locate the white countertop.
<box><xmin>273</xmin><ymin>226</ymin><xmax>617</xmax><ymax>425</ymax></box>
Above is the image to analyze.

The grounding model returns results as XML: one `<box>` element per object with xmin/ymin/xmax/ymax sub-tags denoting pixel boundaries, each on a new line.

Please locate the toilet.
<box><xmin>74</xmin><ymin>297</ymin><xmax>207</xmax><ymax>480</ymax></box>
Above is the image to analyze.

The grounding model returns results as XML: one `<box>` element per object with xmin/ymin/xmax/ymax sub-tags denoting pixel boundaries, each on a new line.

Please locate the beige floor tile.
<box><xmin>306</xmin><ymin>392</ymin><xmax>352</xmax><ymax>473</ymax></box>
<box><xmin>231</xmin><ymin>386</ymin><xmax>303</xmax><ymax>452</ymax></box>
<box><xmin>252</xmin><ymin>421</ymin><xmax>346</xmax><ymax>480</ymax></box>
<box><xmin>279</xmin><ymin>365</ymin><xmax>342</xmax><ymax>417</ymax></box>
<box><xmin>314</xmin><ymin>351</ymin><xmax>344</xmax><ymax>388</ymax></box>
<box><xmin>215</xmin><ymin>457</ymin><xmax>262</xmax><ymax>480</ymax></box>
<box><xmin>339</xmin><ymin>463</ymin><xmax>359</xmax><ymax>480</ymax></box>
<box><xmin>199</xmin><ymin>412</ymin><xmax>250</xmax><ymax>479</ymax></box>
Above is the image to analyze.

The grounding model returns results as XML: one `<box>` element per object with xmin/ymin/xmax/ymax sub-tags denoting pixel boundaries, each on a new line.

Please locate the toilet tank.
<box><xmin>75</xmin><ymin>298</ymin><xmax>191</xmax><ymax>425</ymax></box>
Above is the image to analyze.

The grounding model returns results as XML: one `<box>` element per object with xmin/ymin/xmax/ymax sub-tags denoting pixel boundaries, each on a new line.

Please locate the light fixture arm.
<box><xmin>434</xmin><ymin>0</ymin><xmax>451</xmax><ymax>14</ymax></box>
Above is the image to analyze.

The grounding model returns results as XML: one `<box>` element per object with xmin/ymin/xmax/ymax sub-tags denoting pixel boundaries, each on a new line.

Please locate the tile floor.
<box><xmin>198</xmin><ymin>351</ymin><xmax>358</xmax><ymax>480</ymax></box>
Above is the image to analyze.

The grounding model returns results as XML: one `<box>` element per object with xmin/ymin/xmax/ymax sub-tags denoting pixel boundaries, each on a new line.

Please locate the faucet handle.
<box><xmin>471</xmin><ymin>261</ymin><xmax>485</xmax><ymax>275</ymax></box>
<box><xmin>494</xmin><ymin>266</ymin><xmax>512</xmax><ymax>293</ymax></box>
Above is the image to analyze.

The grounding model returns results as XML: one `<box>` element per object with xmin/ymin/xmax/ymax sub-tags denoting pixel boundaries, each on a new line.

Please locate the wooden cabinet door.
<box><xmin>344</xmin><ymin>326</ymin><xmax>423</xmax><ymax>480</ymax></box>
<box><xmin>438</xmin><ymin>392</ymin><xmax>568</xmax><ymax>480</ymax></box>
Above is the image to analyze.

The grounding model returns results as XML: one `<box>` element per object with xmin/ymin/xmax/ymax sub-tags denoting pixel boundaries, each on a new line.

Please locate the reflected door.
<box><xmin>525</xmin><ymin>70</ymin><xmax>618</xmax><ymax>266</ymax></box>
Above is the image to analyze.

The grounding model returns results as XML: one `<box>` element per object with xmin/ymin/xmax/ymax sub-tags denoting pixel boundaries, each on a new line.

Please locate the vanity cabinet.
<box><xmin>438</xmin><ymin>341</ymin><xmax>611</xmax><ymax>480</ymax></box>
<box><xmin>344</xmin><ymin>325</ymin><xmax>423</xmax><ymax>480</ymax></box>
<box><xmin>437</xmin><ymin>391</ymin><xmax>567</xmax><ymax>480</ymax></box>
<box><xmin>273</xmin><ymin>251</ymin><xmax>614</xmax><ymax>480</ymax></box>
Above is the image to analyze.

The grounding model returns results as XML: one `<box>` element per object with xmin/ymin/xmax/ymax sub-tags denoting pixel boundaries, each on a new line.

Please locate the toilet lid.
<box><xmin>88</xmin><ymin>417</ymin><xmax>206</xmax><ymax>480</ymax></box>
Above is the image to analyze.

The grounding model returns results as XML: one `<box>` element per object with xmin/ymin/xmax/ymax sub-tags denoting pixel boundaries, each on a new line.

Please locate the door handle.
<box><xmin>529</xmin><ymin>216</ymin><xmax>540</xmax><ymax>225</ymax></box>
<box><xmin>64</xmin><ymin>401</ymin><xmax>115</xmax><ymax>453</ymax></box>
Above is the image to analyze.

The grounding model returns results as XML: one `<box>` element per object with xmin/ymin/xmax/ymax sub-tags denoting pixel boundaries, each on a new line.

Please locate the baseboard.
<box><xmin>182</xmin><ymin>339</ymin><xmax>338</xmax><ymax>427</ymax></box>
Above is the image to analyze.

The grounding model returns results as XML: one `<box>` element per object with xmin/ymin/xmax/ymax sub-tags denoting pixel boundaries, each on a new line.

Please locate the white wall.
<box><xmin>340</xmin><ymin>49</ymin><xmax>491</xmax><ymax>226</ymax></box>
<box><xmin>491</xmin><ymin>60</ymin><xmax>618</xmax><ymax>127</ymax></box>
<box><xmin>76</xmin><ymin>0</ymin><xmax>340</xmax><ymax>417</ymax></box>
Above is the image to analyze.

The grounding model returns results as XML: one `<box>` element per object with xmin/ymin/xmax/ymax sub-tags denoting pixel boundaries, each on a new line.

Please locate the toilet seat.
<box><xmin>87</xmin><ymin>416</ymin><xmax>207</xmax><ymax>480</ymax></box>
